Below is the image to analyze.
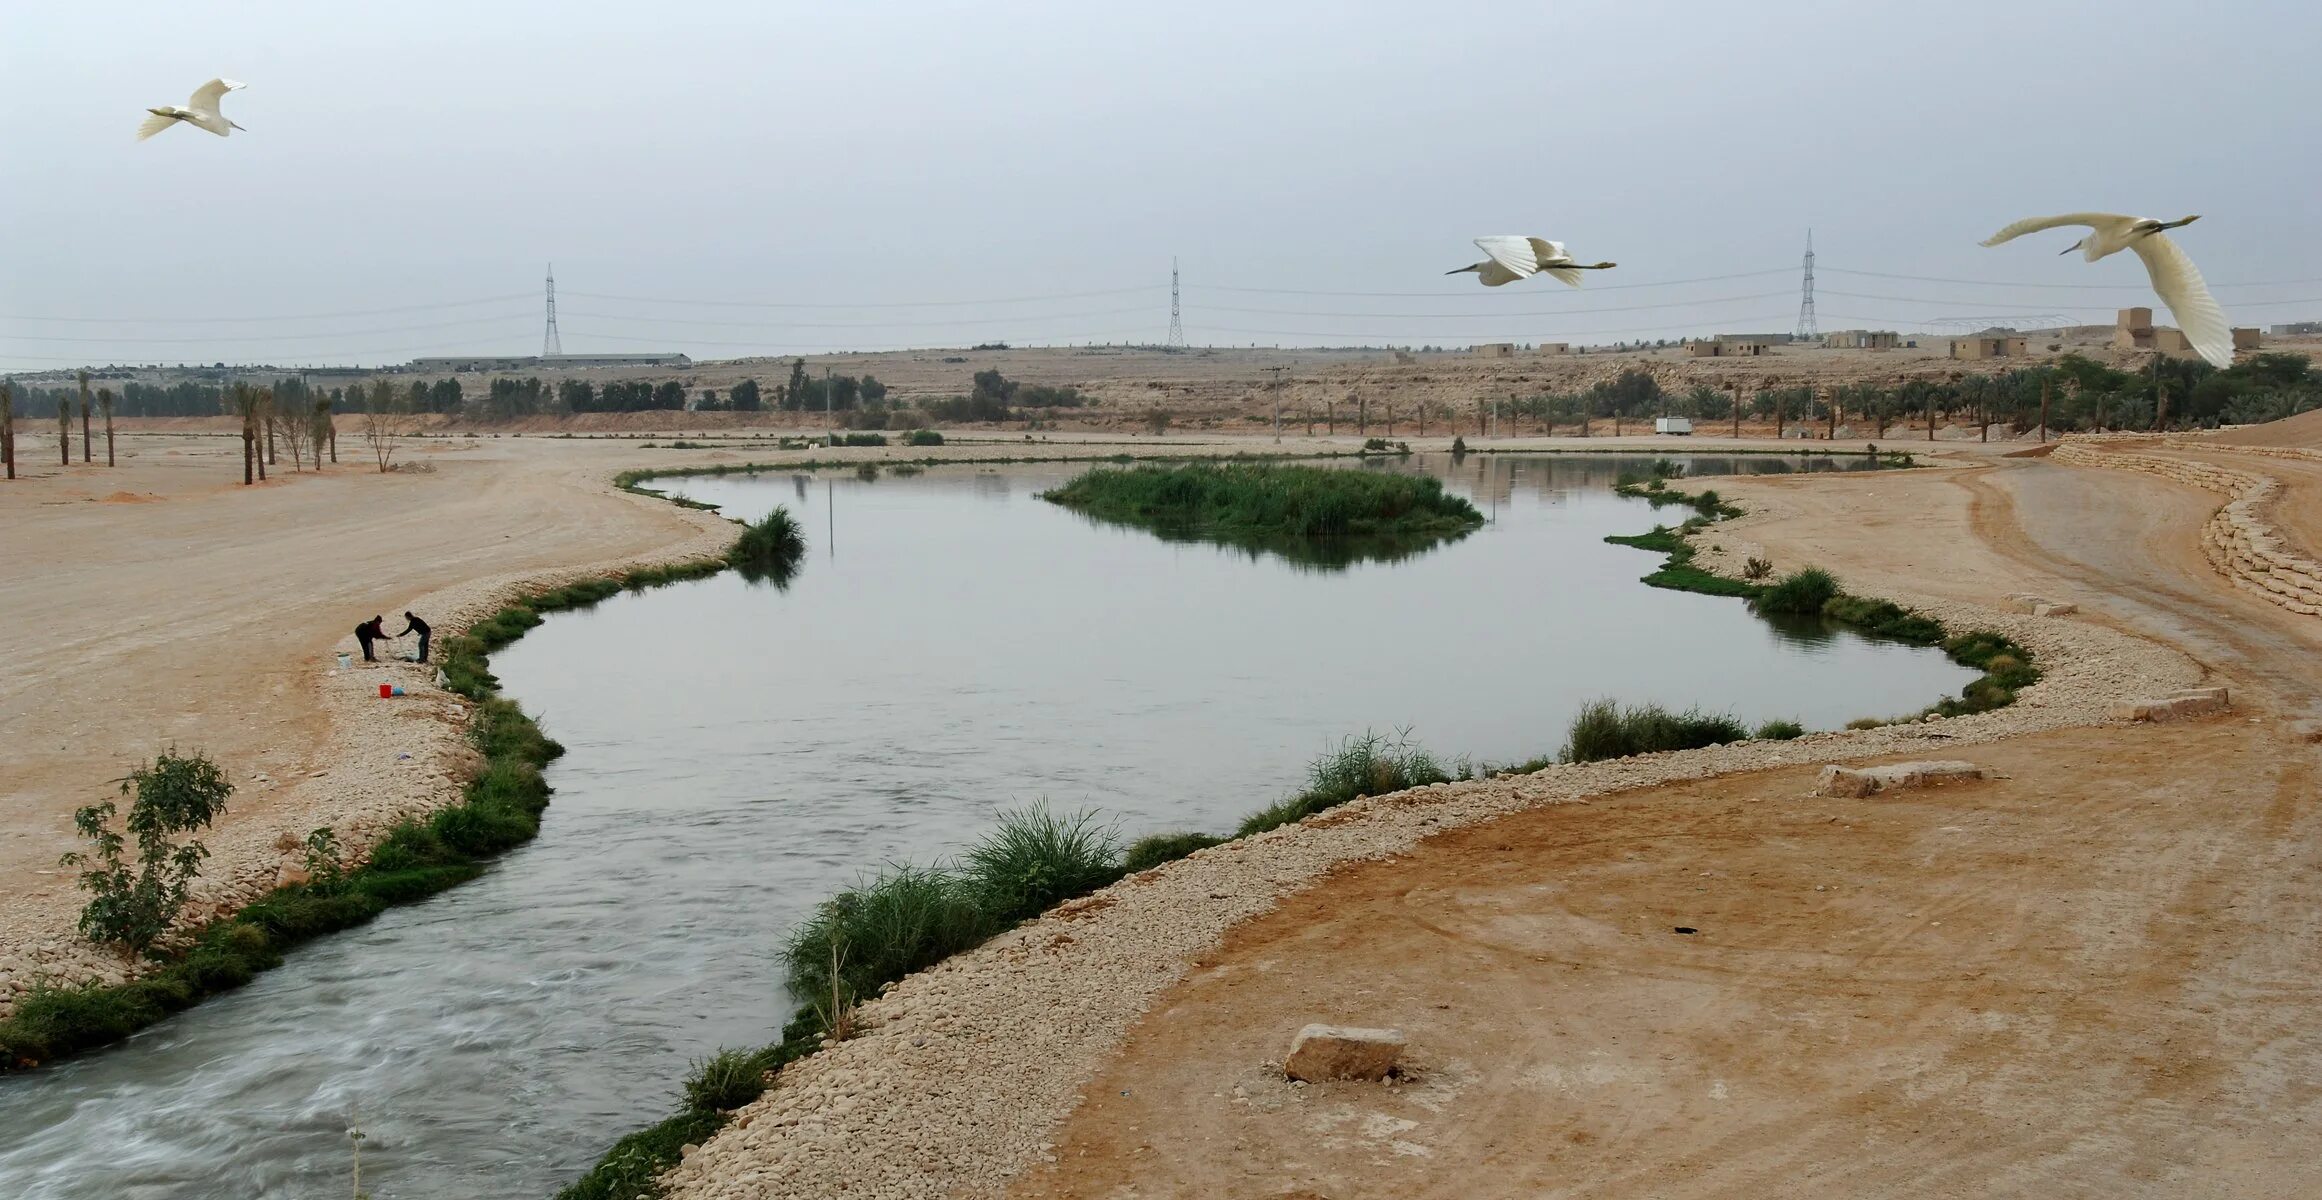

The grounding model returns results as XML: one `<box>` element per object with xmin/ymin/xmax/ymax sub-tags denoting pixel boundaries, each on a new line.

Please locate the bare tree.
<box><xmin>58</xmin><ymin>386</ymin><xmax>72</xmax><ymax>467</ymax></box>
<box><xmin>255</xmin><ymin>388</ymin><xmax>271</xmax><ymax>481</ymax></box>
<box><xmin>98</xmin><ymin>387</ymin><xmax>116</xmax><ymax>466</ymax></box>
<box><xmin>1</xmin><ymin>381</ymin><xmax>15</xmax><ymax>479</ymax></box>
<box><xmin>362</xmin><ymin>379</ymin><xmax>413</xmax><ymax>472</ymax></box>
<box><xmin>271</xmin><ymin>391</ymin><xmax>305</xmax><ymax>472</ymax></box>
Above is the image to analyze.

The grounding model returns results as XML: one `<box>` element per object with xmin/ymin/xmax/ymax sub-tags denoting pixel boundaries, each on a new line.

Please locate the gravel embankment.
<box><xmin>660</xmin><ymin>529</ymin><xmax>2205</xmax><ymax>1199</ymax></box>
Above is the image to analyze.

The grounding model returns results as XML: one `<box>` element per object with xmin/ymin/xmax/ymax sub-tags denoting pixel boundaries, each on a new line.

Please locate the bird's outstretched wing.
<box><xmin>1475</xmin><ymin>260</ymin><xmax>1526</xmax><ymax>287</ymax></box>
<box><xmin>187</xmin><ymin>78</ymin><xmax>242</xmax><ymax>111</ymax></box>
<box><xmin>2132</xmin><ymin>232</ymin><xmax>2233</xmax><ymax>368</ymax></box>
<box><xmin>137</xmin><ymin>110</ymin><xmax>180</xmax><ymax>140</ymax></box>
<box><xmin>1473</xmin><ymin>236</ymin><xmax>1541</xmax><ymax>281</ymax></box>
<box><xmin>1541</xmin><ymin>265</ymin><xmax>1583</xmax><ymax>287</ymax></box>
<box><xmin>1980</xmin><ymin>213</ymin><xmax>2126</xmax><ymax>247</ymax></box>
<box><xmin>1525</xmin><ymin>237</ymin><xmax>1570</xmax><ymax>264</ymax></box>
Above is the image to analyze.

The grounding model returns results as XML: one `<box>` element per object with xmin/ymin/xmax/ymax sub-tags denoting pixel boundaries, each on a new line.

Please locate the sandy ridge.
<box><xmin>658</xmin><ymin>512</ymin><xmax>2204</xmax><ymax>1199</ymax></box>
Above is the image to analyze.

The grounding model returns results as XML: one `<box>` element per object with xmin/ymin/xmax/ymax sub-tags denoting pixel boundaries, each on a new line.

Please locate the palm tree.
<box><xmin>1</xmin><ymin>381</ymin><xmax>16</xmax><ymax>480</ymax></box>
<box><xmin>99</xmin><ymin>387</ymin><xmax>116</xmax><ymax>465</ymax></box>
<box><xmin>77</xmin><ymin>371</ymin><xmax>92</xmax><ymax>462</ymax></box>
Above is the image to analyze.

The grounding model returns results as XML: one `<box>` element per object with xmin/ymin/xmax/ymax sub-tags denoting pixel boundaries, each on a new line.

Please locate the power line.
<box><xmin>1820</xmin><ymin>266</ymin><xmax>2322</xmax><ymax>291</ymax></box>
<box><xmin>0</xmin><ymin>314</ymin><xmax>537</xmax><ymax>344</ymax></box>
<box><xmin>558</xmin><ymin>285</ymin><xmax>1163</xmax><ymax>309</ymax></box>
<box><xmin>1188</xmin><ymin>291</ymin><xmax>1792</xmax><ymax>319</ymax></box>
<box><xmin>0</xmin><ymin>294</ymin><xmax>536</xmax><ymax>324</ymax></box>
<box><xmin>1187</xmin><ymin>268</ymin><xmax>1796</xmax><ymax>298</ymax></box>
<box><xmin>554</xmin><ymin>305</ymin><xmax>1157</xmax><ymax>329</ymax></box>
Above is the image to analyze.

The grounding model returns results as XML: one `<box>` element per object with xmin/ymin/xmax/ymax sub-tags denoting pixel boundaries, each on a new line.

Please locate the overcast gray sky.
<box><xmin>5</xmin><ymin>0</ymin><xmax>2318</xmax><ymax>368</ymax></box>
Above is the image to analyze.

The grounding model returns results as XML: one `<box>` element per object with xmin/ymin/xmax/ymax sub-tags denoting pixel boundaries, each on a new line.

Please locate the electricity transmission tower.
<box><xmin>543</xmin><ymin>264</ymin><xmax>564</xmax><ymax>357</ymax></box>
<box><xmin>1794</xmin><ymin>231</ymin><xmax>1818</xmax><ymax>341</ymax></box>
<box><xmin>1166</xmin><ymin>257</ymin><xmax>1186</xmax><ymax>349</ymax></box>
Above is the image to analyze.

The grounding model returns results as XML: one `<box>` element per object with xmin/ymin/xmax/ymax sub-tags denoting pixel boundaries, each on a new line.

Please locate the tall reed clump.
<box><xmin>1236</xmin><ymin>731</ymin><xmax>1455</xmax><ymax>836</ymax></box>
<box><xmin>1561</xmin><ymin>699</ymin><xmax>1748</xmax><ymax>764</ymax></box>
<box><xmin>728</xmin><ymin>505</ymin><xmax>806</xmax><ymax>584</ymax></box>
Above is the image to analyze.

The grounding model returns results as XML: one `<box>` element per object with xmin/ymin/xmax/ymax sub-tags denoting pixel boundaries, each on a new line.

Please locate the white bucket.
<box><xmin>337</xmin><ymin>652</ymin><xmax>352</xmax><ymax>670</ymax></box>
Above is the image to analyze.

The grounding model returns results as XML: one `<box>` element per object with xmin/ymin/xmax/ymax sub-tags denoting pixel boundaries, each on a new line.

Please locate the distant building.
<box><xmin>1824</xmin><ymin>330</ymin><xmax>1900</xmax><ymax>350</ymax></box>
<box><xmin>1537</xmin><ymin>342</ymin><xmax>1570</xmax><ymax>355</ymax></box>
<box><xmin>1949</xmin><ymin>336</ymin><xmax>2028</xmax><ymax>361</ymax></box>
<box><xmin>1687</xmin><ymin>337</ymin><xmax>1775</xmax><ymax>358</ymax></box>
<box><xmin>2113</xmin><ymin>306</ymin><xmax>2156</xmax><ymax>351</ymax></box>
<box><xmin>407</xmin><ymin>352</ymin><xmax>693</xmax><ymax>372</ymax></box>
<box><xmin>1472</xmin><ymin>343</ymin><xmax>1515</xmax><ymax>358</ymax></box>
<box><xmin>1391</xmin><ymin>350</ymin><xmax>1418</xmax><ymax>364</ymax></box>
<box><xmin>2270</xmin><ymin>321</ymin><xmax>2321</xmax><ymax>336</ymax></box>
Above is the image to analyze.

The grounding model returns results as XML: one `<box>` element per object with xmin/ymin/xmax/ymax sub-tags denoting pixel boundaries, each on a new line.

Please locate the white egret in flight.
<box><xmin>138</xmin><ymin>78</ymin><xmax>247</xmax><ymax>141</ymax></box>
<box><xmin>1448</xmin><ymin>236</ymin><xmax>1617</xmax><ymax>287</ymax></box>
<box><xmin>1980</xmin><ymin>212</ymin><xmax>2231</xmax><ymax>368</ymax></box>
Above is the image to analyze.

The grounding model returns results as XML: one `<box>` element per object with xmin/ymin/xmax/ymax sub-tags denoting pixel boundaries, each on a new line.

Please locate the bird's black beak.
<box><xmin>230</xmin><ymin>121</ymin><xmax>247</xmax><ymax>131</ymax></box>
<box><xmin>2056</xmin><ymin>244</ymin><xmax>2077</xmax><ymax>256</ymax></box>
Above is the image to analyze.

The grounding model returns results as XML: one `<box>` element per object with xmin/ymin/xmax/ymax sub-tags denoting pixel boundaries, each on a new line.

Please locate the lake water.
<box><xmin>0</xmin><ymin>453</ymin><xmax>1974</xmax><ymax>1199</ymax></box>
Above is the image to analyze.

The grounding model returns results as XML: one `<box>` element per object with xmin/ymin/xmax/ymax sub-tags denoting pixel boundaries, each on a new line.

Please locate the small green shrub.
<box><xmin>62</xmin><ymin>751</ymin><xmax>234</xmax><ymax>958</ymax></box>
<box><xmin>960</xmin><ymin>805</ymin><xmax>1123</xmax><ymax>925</ymax></box>
<box><xmin>1120</xmin><ymin>832</ymin><xmax>1225</xmax><ymax>874</ymax></box>
<box><xmin>904</xmin><ymin>429</ymin><xmax>944</xmax><ymax>446</ymax></box>
<box><xmin>1562</xmin><ymin>700</ymin><xmax>1748</xmax><ymax>763</ymax></box>
<box><xmin>1755</xmin><ymin>719</ymin><xmax>1805</xmax><ymax>741</ymax></box>
<box><xmin>1450</xmin><ymin>435</ymin><xmax>1468</xmax><ymax>456</ymax></box>
<box><xmin>1753</xmin><ymin>567</ymin><xmax>1841</xmax><ymax>615</ymax></box>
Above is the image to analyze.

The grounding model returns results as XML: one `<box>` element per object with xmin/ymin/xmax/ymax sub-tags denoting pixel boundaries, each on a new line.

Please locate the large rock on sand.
<box><xmin>2107</xmin><ymin>686</ymin><xmax>2230</xmax><ymax>723</ymax></box>
<box><xmin>1284</xmin><ymin>1024</ymin><xmax>1406</xmax><ymax>1082</ymax></box>
<box><xmin>1814</xmin><ymin>761</ymin><xmax>1992</xmax><ymax>798</ymax></box>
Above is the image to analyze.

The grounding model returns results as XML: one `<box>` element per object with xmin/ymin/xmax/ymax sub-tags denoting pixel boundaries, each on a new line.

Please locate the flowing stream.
<box><xmin>0</xmin><ymin>453</ymin><xmax>1974</xmax><ymax>1198</ymax></box>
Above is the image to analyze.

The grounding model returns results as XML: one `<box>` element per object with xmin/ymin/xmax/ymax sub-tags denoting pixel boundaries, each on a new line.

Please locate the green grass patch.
<box><xmin>1120</xmin><ymin>832</ymin><xmax>1226</xmax><ymax>873</ymax></box>
<box><xmin>1561</xmin><ymin>699</ymin><xmax>1748</xmax><ymax>764</ymax></box>
<box><xmin>1754</xmin><ymin>719</ymin><xmax>1806</xmax><ymax>741</ymax></box>
<box><xmin>1043</xmin><ymin>462</ymin><xmax>1483</xmax><ymax>570</ymax></box>
<box><xmin>1236</xmin><ymin>732</ymin><xmax>1455</xmax><ymax>836</ymax></box>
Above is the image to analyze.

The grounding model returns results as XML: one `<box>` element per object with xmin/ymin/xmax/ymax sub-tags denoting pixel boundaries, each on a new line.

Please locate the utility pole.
<box><xmin>78</xmin><ymin>371</ymin><xmax>91</xmax><ymax>462</ymax></box>
<box><xmin>1325</xmin><ymin>400</ymin><xmax>1334</xmax><ymax>436</ymax></box>
<box><xmin>824</xmin><ymin>366</ymin><xmax>833</xmax><ymax>435</ymax></box>
<box><xmin>1</xmin><ymin>381</ymin><xmax>15</xmax><ymax>479</ymax></box>
<box><xmin>99</xmin><ymin>387</ymin><xmax>114</xmax><ymax>466</ymax></box>
<box><xmin>1385</xmin><ymin>400</ymin><xmax>1393</xmax><ymax>437</ymax></box>
<box><xmin>1357</xmin><ymin>395</ymin><xmax>1367</xmax><ymax>437</ymax></box>
<box><xmin>1730</xmin><ymin>382</ymin><xmax>1740</xmax><ymax>439</ymax></box>
<box><xmin>58</xmin><ymin>385</ymin><xmax>71</xmax><ymax>466</ymax></box>
<box><xmin>1263</xmin><ymin>366</ymin><xmax>1287</xmax><ymax>443</ymax></box>
<box><xmin>1417</xmin><ymin>401</ymin><xmax>1426</xmax><ymax>438</ymax></box>
<box><xmin>1925</xmin><ymin>384</ymin><xmax>1935</xmax><ymax>441</ymax></box>
<box><xmin>1826</xmin><ymin>387</ymin><xmax>1837</xmax><ymax>441</ymax></box>
<box><xmin>1477</xmin><ymin>397</ymin><xmax>1486</xmax><ymax>437</ymax></box>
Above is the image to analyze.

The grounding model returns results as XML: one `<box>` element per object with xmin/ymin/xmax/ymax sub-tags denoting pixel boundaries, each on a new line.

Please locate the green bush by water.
<box><xmin>961</xmin><ymin>805</ymin><xmax>1124</xmax><ymax>925</ymax></box>
<box><xmin>1752</xmin><ymin>567</ymin><xmax>1841</xmax><ymax>615</ymax></box>
<box><xmin>1042</xmin><ymin>462</ymin><xmax>1482</xmax><ymax>542</ymax></box>
<box><xmin>904</xmin><ymin>429</ymin><xmax>944</xmax><ymax>446</ymax></box>
<box><xmin>1561</xmin><ymin>699</ymin><xmax>1748</xmax><ymax>764</ymax></box>
<box><xmin>1237</xmin><ymin>732</ymin><xmax>1454</xmax><ymax>836</ymax></box>
<box><xmin>1755</xmin><ymin>719</ymin><xmax>1806</xmax><ymax>741</ymax></box>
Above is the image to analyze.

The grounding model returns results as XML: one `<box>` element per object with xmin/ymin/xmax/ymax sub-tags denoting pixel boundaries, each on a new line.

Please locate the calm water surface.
<box><xmin>0</xmin><ymin>454</ymin><xmax>1973</xmax><ymax>1198</ymax></box>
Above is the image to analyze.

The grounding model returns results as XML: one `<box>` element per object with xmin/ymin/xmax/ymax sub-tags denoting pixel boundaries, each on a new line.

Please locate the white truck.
<box><xmin>1654</xmin><ymin>417</ymin><xmax>1694</xmax><ymax>436</ymax></box>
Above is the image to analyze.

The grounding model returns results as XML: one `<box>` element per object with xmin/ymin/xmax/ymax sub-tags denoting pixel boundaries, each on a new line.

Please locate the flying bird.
<box><xmin>1980</xmin><ymin>212</ymin><xmax>2232</xmax><ymax>368</ymax></box>
<box><xmin>1448</xmin><ymin>236</ymin><xmax>1617</xmax><ymax>287</ymax></box>
<box><xmin>137</xmin><ymin>78</ymin><xmax>247</xmax><ymax>140</ymax></box>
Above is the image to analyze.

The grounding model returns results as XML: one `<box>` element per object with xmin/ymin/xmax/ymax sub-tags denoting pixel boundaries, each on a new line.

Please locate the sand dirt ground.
<box><xmin>1001</xmin><ymin>440</ymin><xmax>2322</xmax><ymax>1200</ymax></box>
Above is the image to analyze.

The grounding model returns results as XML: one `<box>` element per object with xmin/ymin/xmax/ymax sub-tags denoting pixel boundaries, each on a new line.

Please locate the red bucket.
<box><xmin>379</xmin><ymin>684</ymin><xmax>393</xmax><ymax>699</ymax></box>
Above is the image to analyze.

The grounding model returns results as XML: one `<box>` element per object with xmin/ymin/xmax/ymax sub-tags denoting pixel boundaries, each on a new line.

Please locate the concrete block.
<box><xmin>1813</xmin><ymin>760</ymin><xmax>1991</xmax><ymax>798</ymax></box>
<box><xmin>1284</xmin><ymin>1024</ymin><xmax>1406</xmax><ymax>1082</ymax></box>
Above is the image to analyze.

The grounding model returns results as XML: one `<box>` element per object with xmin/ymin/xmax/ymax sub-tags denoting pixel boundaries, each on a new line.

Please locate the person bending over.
<box><xmin>355</xmin><ymin>615</ymin><xmax>387</xmax><ymax>662</ymax></box>
<box><xmin>399</xmin><ymin>611</ymin><xmax>432</xmax><ymax>664</ymax></box>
